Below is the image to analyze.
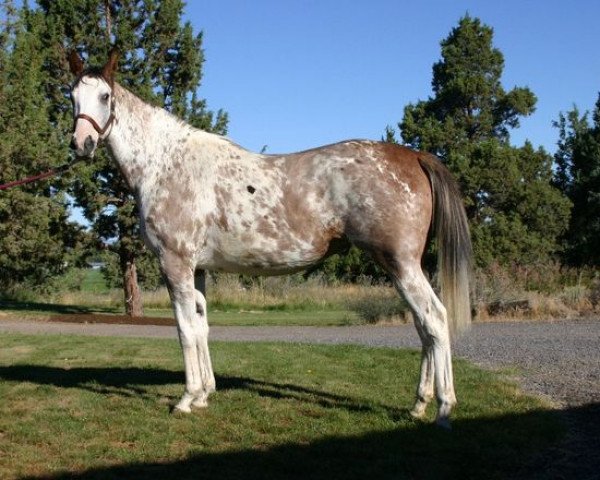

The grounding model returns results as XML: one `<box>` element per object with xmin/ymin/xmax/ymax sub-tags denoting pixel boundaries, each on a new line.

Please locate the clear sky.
<box><xmin>183</xmin><ymin>0</ymin><xmax>600</xmax><ymax>155</ymax></box>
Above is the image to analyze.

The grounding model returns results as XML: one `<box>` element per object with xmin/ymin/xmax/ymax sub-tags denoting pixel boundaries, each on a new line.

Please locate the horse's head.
<box><xmin>68</xmin><ymin>49</ymin><xmax>118</xmax><ymax>158</ymax></box>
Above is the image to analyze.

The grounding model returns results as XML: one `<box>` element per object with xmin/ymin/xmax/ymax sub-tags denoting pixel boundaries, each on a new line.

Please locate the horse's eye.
<box><xmin>101</xmin><ymin>93</ymin><xmax>110</xmax><ymax>103</ymax></box>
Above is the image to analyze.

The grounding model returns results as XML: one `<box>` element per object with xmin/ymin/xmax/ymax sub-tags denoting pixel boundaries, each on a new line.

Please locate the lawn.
<box><xmin>0</xmin><ymin>304</ymin><xmax>359</xmax><ymax>326</ymax></box>
<box><xmin>0</xmin><ymin>333</ymin><xmax>563</xmax><ymax>479</ymax></box>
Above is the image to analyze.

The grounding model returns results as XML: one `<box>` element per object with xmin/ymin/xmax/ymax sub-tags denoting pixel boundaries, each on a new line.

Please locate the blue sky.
<box><xmin>183</xmin><ymin>0</ymin><xmax>600</xmax><ymax>155</ymax></box>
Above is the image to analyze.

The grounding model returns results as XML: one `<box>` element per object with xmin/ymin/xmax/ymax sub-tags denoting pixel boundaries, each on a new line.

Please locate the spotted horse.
<box><xmin>68</xmin><ymin>49</ymin><xmax>472</xmax><ymax>428</ymax></box>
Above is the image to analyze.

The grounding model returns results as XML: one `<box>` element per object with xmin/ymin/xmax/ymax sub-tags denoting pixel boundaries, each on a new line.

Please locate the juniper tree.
<box><xmin>554</xmin><ymin>97</ymin><xmax>600</xmax><ymax>267</ymax></box>
<box><xmin>37</xmin><ymin>0</ymin><xmax>228</xmax><ymax>314</ymax></box>
<box><xmin>0</xmin><ymin>5</ymin><xmax>81</xmax><ymax>292</ymax></box>
<box><xmin>393</xmin><ymin>15</ymin><xmax>570</xmax><ymax>267</ymax></box>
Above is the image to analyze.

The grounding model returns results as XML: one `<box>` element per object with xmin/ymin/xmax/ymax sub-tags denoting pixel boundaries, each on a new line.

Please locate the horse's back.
<box><xmin>280</xmin><ymin>140</ymin><xmax>433</xmax><ymax>251</ymax></box>
<box><xmin>198</xmin><ymin>140</ymin><xmax>433</xmax><ymax>273</ymax></box>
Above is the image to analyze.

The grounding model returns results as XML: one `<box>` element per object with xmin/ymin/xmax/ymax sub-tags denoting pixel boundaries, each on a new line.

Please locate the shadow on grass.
<box><xmin>0</xmin><ymin>365</ymin><xmax>183</xmax><ymax>401</ymax></box>
<box><xmin>0</xmin><ymin>365</ymin><xmax>401</xmax><ymax>417</ymax></box>
<box><xmin>0</xmin><ymin>299</ymin><xmax>118</xmax><ymax>315</ymax></box>
<box><xmin>14</xmin><ymin>405</ymin><xmax>598</xmax><ymax>480</ymax></box>
<box><xmin>2</xmin><ymin>365</ymin><xmax>597</xmax><ymax>479</ymax></box>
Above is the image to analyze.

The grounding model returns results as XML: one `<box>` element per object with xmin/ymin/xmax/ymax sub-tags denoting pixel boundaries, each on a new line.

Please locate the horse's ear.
<box><xmin>102</xmin><ymin>47</ymin><xmax>119</xmax><ymax>83</ymax></box>
<box><xmin>68</xmin><ymin>50</ymin><xmax>84</xmax><ymax>76</ymax></box>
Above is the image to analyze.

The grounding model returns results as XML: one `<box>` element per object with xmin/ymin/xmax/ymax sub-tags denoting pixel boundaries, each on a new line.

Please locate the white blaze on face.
<box><xmin>71</xmin><ymin>76</ymin><xmax>113</xmax><ymax>157</ymax></box>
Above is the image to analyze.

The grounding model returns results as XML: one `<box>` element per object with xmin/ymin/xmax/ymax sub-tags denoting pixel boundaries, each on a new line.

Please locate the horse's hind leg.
<box><xmin>390</xmin><ymin>259</ymin><xmax>456</xmax><ymax>428</ymax></box>
<box><xmin>411</xmin><ymin>321</ymin><xmax>435</xmax><ymax>419</ymax></box>
<box><xmin>161</xmin><ymin>254</ymin><xmax>214</xmax><ymax>413</ymax></box>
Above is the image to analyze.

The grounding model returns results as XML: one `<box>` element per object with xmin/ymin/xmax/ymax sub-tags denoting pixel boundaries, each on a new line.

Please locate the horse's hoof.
<box><xmin>409</xmin><ymin>399</ymin><xmax>429</xmax><ymax>419</ymax></box>
<box><xmin>409</xmin><ymin>408</ymin><xmax>426</xmax><ymax>419</ymax></box>
<box><xmin>191</xmin><ymin>397</ymin><xmax>208</xmax><ymax>409</ymax></box>
<box><xmin>171</xmin><ymin>404</ymin><xmax>192</xmax><ymax>414</ymax></box>
<box><xmin>435</xmin><ymin>416</ymin><xmax>452</xmax><ymax>430</ymax></box>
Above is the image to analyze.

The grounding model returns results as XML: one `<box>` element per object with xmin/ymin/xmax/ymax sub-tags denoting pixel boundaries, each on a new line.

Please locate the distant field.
<box><xmin>0</xmin><ymin>333</ymin><xmax>562</xmax><ymax>480</ymax></box>
<box><xmin>0</xmin><ymin>269</ymin><xmax>407</xmax><ymax>326</ymax></box>
<box><xmin>4</xmin><ymin>267</ymin><xmax>594</xmax><ymax>325</ymax></box>
<box><xmin>79</xmin><ymin>268</ymin><xmax>111</xmax><ymax>294</ymax></box>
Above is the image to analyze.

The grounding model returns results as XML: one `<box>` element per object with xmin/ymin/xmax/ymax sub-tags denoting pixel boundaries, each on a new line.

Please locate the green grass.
<box><xmin>0</xmin><ymin>305</ymin><xmax>359</xmax><ymax>326</ymax></box>
<box><xmin>79</xmin><ymin>269</ymin><xmax>111</xmax><ymax>294</ymax></box>
<box><xmin>0</xmin><ymin>334</ymin><xmax>563</xmax><ymax>479</ymax></box>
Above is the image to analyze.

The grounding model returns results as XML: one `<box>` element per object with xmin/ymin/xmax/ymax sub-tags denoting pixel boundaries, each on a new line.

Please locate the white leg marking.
<box><xmin>410</xmin><ymin>322</ymin><xmax>435</xmax><ymax>419</ymax></box>
<box><xmin>394</xmin><ymin>266</ymin><xmax>456</xmax><ymax>427</ymax></box>
<box><xmin>190</xmin><ymin>273</ymin><xmax>215</xmax><ymax>409</ymax></box>
<box><xmin>167</xmin><ymin>271</ymin><xmax>215</xmax><ymax>414</ymax></box>
<box><xmin>173</xmin><ymin>295</ymin><xmax>203</xmax><ymax>413</ymax></box>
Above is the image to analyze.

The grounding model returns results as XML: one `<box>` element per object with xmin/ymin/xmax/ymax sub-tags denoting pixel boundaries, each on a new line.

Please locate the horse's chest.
<box><xmin>137</xmin><ymin>188</ymin><xmax>210</xmax><ymax>259</ymax></box>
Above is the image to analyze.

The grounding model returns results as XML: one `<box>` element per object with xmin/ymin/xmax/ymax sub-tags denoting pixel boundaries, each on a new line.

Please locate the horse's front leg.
<box><xmin>190</xmin><ymin>270</ymin><xmax>215</xmax><ymax>408</ymax></box>
<box><xmin>162</xmin><ymin>257</ymin><xmax>215</xmax><ymax>413</ymax></box>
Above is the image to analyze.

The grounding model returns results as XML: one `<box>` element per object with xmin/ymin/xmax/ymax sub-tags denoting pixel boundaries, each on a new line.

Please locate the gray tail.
<box><xmin>418</xmin><ymin>154</ymin><xmax>472</xmax><ymax>336</ymax></box>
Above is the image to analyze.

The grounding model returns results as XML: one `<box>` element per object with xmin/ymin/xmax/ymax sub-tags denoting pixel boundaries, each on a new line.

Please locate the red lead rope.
<box><xmin>0</xmin><ymin>161</ymin><xmax>76</xmax><ymax>191</ymax></box>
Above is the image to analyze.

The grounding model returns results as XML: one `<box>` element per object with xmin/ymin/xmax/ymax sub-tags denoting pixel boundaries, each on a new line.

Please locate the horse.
<box><xmin>68</xmin><ymin>49</ymin><xmax>471</xmax><ymax>428</ymax></box>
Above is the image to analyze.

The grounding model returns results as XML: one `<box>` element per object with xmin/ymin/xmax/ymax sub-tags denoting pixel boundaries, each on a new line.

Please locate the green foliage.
<box><xmin>397</xmin><ymin>15</ymin><xmax>570</xmax><ymax>267</ymax></box>
<box><xmin>0</xmin><ymin>5</ymin><xmax>83</xmax><ymax>293</ymax></box>
<box><xmin>554</xmin><ymin>96</ymin><xmax>600</xmax><ymax>266</ymax></box>
<box><xmin>466</xmin><ymin>140</ymin><xmax>571</xmax><ymax>266</ymax></box>
<box><xmin>402</xmin><ymin>15</ymin><xmax>537</xmax><ymax>152</ymax></box>
<box><xmin>346</xmin><ymin>293</ymin><xmax>408</xmax><ymax>324</ymax></box>
<box><xmin>316</xmin><ymin>246</ymin><xmax>387</xmax><ymax>283</ymax></box>
<box><xmin>34</xmin><ymin>0</ymin><xmax>228</xmax><ymax>310</ymax></box>
<box><xmin>382</xmin><ymin>125</ymin><xmax>399</xmax><ymax>144</ymax></box>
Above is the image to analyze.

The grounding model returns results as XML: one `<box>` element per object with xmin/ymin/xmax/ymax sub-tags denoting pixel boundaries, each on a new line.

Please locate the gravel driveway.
<box><xmin>1</xmin><ymin>317</ymin><xmax>598</xmax><ymax>478</ymax></box>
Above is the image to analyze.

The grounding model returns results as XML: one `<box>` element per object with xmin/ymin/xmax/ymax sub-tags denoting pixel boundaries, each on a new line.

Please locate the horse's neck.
<box><xmin>107</xmin><ymin>84</ymin><xmax>218</xmax><ymax>192</ymax></box>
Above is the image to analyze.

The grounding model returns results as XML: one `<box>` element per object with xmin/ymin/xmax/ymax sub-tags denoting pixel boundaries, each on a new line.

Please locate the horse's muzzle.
<box><xmin>70</xmin><ymin>134</ymin><xmax>96</xmax><ymax>157</ymax></box>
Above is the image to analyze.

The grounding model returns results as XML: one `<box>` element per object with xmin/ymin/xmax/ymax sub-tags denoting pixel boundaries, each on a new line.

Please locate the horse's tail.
<box><xmin>418</xmin><ymin>153</ymin><xmax>472</xmax><ymax>336</ymax></box>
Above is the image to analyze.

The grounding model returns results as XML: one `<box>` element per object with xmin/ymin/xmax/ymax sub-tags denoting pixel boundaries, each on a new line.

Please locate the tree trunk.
<box><xmin>122</xmin><ymin>256</ymin><xmax>143</xmax><ymax>317</ymax></box>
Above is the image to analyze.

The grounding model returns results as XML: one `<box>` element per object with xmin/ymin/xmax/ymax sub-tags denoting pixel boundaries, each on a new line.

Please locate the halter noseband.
<box><xmin>74</xmin><ymin>111</ymin><xmax>115</xmax><ymax>136</ymax></box>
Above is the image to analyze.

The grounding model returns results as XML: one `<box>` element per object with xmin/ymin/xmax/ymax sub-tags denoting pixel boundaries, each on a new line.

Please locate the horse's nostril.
<box><xmin>84</xmin><ymin>135</ymin><xmax>95</xmax><ymax>154</ymax></box>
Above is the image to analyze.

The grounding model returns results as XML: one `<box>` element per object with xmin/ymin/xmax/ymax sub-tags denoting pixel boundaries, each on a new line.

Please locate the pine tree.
<box><xmin>395</xmin><ymin>15</ymin><xmax>570</xmax><ymax>266</ymax></box>
<box><xmin>36</xmin><ymin>0</ymin><xmax>228</xmax><ymax>314</ymax></box>
<box><xmin>401</xmin><ymin>15</ymin><xmax>536</xmax><ymax>152</ymax></box>
<box><xmin>554</xmin><ymin>97</ymin><xmax>600</xmax><ymax>266</ymax></box>
<box><xmin>0</xmin><ymin>5</ymin><xmax>80</xmax><ymax>293</ymax></box>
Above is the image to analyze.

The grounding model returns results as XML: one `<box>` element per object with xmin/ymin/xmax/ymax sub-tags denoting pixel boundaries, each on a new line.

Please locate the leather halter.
<box><xmin>72</xmin><ymin>81</ymin><xmax>116</xmax><ymax>138</ymax></box>
<box><xmin>74</xmin><ymin>111</ymin><xmax>115</xmax><ymax>137</ymax></box>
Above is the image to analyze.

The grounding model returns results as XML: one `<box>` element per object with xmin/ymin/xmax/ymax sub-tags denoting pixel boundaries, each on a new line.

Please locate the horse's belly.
<box><xmin>198</xmin><ymin>230</ymin><xmax>326</xmax><ymax>275</ymax></box>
